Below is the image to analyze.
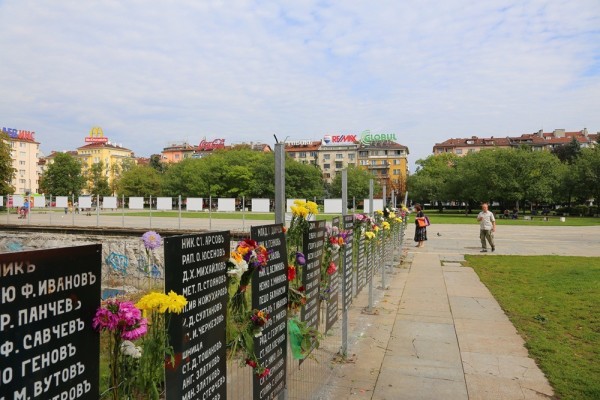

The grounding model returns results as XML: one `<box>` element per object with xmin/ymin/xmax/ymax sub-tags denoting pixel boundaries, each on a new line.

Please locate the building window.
<box><xmin>358</xmin><ymin>151</ymin><xmax>368</xmax><ymax>157</ymax></box>
<box><xmin>19</xmin><ymin>161</ymin><xmax>26</xmax><ymax>165</ymax></box>
<box><xmin>20</xmin><ymin>142</ymin><xmax>26</xmax><ymax>148</ymax></box>
<box><xmin>324</xmin><ymin>173</ymin><xmax>331</xmax><ymax>178</ymax></box>
<box><xmin>324</xmin><ymin>154</ymin><xmax>331</xmax><ymax>160</ymax></box>
<box><xmin>360</xmin><ymin>160</ymin><xmax>369</xmax><ymax>166</ymax></box>
<box><xmin>20</xmin><ymin>151</ymin><xmax>26</xmax><ymax>157</ymax></box>
<box><xmin>455</xmin><ymin>149</ymin><xmax>463</xmax><ymax>155</ymax></box>
<box><xmin>299</xmin><ymin>152</ymin><xmax>307</xmax><ymax>158</ymax></box>
<box><xmin>336</xmin><ymin>154</ymin><xmax>343</xmax><ymax>159</ymax></box>
<box><xmin>348</xmin><ymin>162</ymin><xmax>355</xmax><ymax>167</ymax></box>
<box><xmin>335</xmin><ymin>161</ymin><xmax>343</xmax><ymax>169</ymax></box>
<box><xmin>288</xmin><ymin>152</ymin><xmax>295</xmax><ymax>158</ymax></box>
<box><xmin>371</xmin><ymin>160</ymin><xmax>377</xmax><ymax>166</ymax></box>
<box><xmin>324</xmin><ymin>163</ymin><xmax>330</xmax><ymax>170</ymax></box>
<box><xmin>175</xmin><ymin>154</ymin><xmax>180</xmax><ymax>159</ymax></box>
<box><xmin>393</xmin><ymin>169</ymin><xmax>400</xmax><ymax>175</ymax></box>
<box><xmin>348</xmin><ymin>154</ymin><xmax>355</xmax><ymax>160</ymax></box>
<box><xmin>19</xmin><ymin>169</ymin><xmax>25</xmax><ymax>176</ymax></box>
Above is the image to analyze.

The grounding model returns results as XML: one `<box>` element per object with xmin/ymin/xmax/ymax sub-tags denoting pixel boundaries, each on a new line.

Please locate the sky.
<box><xmin>1</xmin><ymin>0</ymin><xmax>599</xmax><ymax>171</ymax></box>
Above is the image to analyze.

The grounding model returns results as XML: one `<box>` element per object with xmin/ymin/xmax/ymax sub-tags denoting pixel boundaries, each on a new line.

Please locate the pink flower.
<box><xmin>121</xmin><ymin>318</ymin><xmax>148</xmax><ymax>340</ymax></box>
<box><xmin>327</xmin><ymin>262</ymin><xmax>337</xmax><ymax>275</ymax></box>
<box><xmin>92</xmin><ymin>307</ymin><xmax>118</xmax><ymax>330</ymax></box>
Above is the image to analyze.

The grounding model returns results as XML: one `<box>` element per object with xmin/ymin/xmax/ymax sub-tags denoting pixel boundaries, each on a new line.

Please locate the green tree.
<box><xmin>39</xmin><ymin>153</ymin><xmax>85</xmax><ymax>196</ymax></box>
<box><xmin>407</xmin><ymin>153</ymin><xmax>458</xmax><ymax>209</ymax></box>
<box><xmin>330</xmin><ymin>165</ymin><xmax>381</xmax><ymax>200</ymax></box>
<box><xmin>117</xmin><ymin>165</ymin><xmax>162</xmax><ymax>197</ymax></box>
<box><xmin>0</xmin><ymin>132</ymin><xmax>15</xmax><ymax>194</ymax></box>
<box><xmin>285</xmin><ymin>159</ymin><xmax>325</xmax><ymax>199</ymax></box>
<box><xmin>454</xmin><ymin>148</ymin><xmax>561</xmax><ymax>210</ymax></box>
<box><xmin>161</xmin><ymin>149</ymin><xmax>325</xmax><ymax>199</ymax></box>
<box><xmin>87</xmin><ymin>162</ymin><xmax>111</xmax><ymax>196</ymax></box>
<box><xmin>551</xmin><ymin>137</ymin><xmax>581</xmax><ymax>164</ymax></box>
<box><xmin>149</xmin><ymin>154</ymin><xmax>167</xmax><ymax>174</ymax></box>
<box><xmin>574</xmin><ymin>147</ymin><xmax>600</xmax><ymax>214</ymax></box>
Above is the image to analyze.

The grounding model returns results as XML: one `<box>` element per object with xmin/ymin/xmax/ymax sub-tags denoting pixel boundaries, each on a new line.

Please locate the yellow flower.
<box><xmin>395</xmin><ymin>217</ymin><xmax>402</xmax><ymax>223</ymax></box>
<box><xmin>364</xmin><ymin>231</ymin><xmax>375</xmax><ymax>240</ymax></box>
<box><xmin>306</xmin><ymin>201</ymin><xmax>319</xmax><ymax>215</ymax></box>
<box><xmin>383</xmin><ymin>221</ymin><xmax>390</xmax><ymax>230</ymax></box>
<box><xmin>375</xmin><ymin>210</ymin><xmax>383</xmax><ymax>215</ymax></box>
<box><xmin>293</xmin><ymin>199</ymin><xmax>307</xmax><ymax>207</ymax></box>
<box><xmin>166</xmin><ymin>290</ymin><xmax>187</xmax><ymax>314</ymax></box>
<box><xmin>231</xmin><ymin>250</ymin><xmax>243</xmax><ymax>264</ymax></box>
<box><xmin>374</xmin><ymin>225</ymin><xmax>380</xmax><ymax>232</ymax></box>
<box><xmin>136</xmin><ymin>291</ymin><xmax>187</xmax><ymax>314</ymax></box>
<box><xmin>389</xmin><ymin>212</ymin><xmax>396</xmax><ymax>219</ymax></box>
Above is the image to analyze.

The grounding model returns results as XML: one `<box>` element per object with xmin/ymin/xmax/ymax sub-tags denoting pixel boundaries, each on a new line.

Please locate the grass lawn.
<box><xmin>427</xmin><ymin>213</ymin><xmax>600</xmax><ymax>226</ymax></box>
<box><xmin>465</xmin><ymin>255</ymin><xmax>600</xmax><ymax>400</ymax></box>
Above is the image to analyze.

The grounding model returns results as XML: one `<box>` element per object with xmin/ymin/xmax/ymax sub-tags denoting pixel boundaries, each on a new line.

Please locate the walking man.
<box><xmin>477</xmin><ymin>202</ymin><xmax>496</xmax><ymax>252</ymax></box>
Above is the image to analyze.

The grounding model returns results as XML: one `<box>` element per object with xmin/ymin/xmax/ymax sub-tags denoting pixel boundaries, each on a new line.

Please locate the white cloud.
<box><xmin>0</xmin><ymin>0</ymin><xmax>598</xmax><ymax>168</ymax></box>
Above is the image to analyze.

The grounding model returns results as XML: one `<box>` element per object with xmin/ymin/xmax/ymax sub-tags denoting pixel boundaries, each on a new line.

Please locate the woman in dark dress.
<box><xmin>413</xmin><ymin>204</ymin><xmax>427</xmax><ymax>248</ymax></box>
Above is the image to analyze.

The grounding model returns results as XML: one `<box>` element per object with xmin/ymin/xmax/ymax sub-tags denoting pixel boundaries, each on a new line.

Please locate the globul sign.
<box><xmin>2</xmin><ymin>127</ymin><xmax>36</xmax><ymax>141</ymax></box>
<box><xmin>360</xmin><ymin>130</ymin><xmax>397</xmax><ymax>144</ymax></box>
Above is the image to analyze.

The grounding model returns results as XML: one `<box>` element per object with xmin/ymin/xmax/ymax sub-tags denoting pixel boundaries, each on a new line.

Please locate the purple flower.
<box><xmin>142</xmin><ymin>231</ymin><xmax>162</xmax><ymax>250</ymax></box>
<box><xmin>295</xmin><ymin>252</ymin><xmax>306</xmax><ymax>266</ymax></box>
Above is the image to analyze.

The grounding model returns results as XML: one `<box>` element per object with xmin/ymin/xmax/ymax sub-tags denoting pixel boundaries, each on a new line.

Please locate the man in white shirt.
<box><xmin>477</xmin><ymin>202</ymin><xmax>496</xmax><ymax>252</ymax></box>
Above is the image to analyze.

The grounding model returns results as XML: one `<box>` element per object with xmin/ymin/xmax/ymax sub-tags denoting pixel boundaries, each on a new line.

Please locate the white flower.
<box><xmin>227</xmin><ymin>258</ymin><xmax>249</xmax><ymax>279</ymax></box>
<box><xmin>121</xmin><ymin>340</ymin><xmax>142</xmax><ymax>358</ymax></box>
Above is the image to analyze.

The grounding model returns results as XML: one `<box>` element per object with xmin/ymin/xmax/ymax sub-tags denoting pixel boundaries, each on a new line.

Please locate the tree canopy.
<box><xmin>117</xmin><ymin>165</ymin><xmax>162</xmax><ymax>197</ymax></box>
<box><xmin>408</xmin><ymin>147</ymin><xmax>582</xmax><ymax>210</ymax></box>
<box><xmin>0</xmin><ymin>133</ymin><xmax>15</xmax><ymax>194</ymax></box>
<box><xmin>39</xmin><ymin>152</ymin><xmax>85</xmax><ymax>196</ymax></box>
<box><xmin>161</xmin><ymin>149</ymin><xmax>325</xmax><ymax>199</ymax></box>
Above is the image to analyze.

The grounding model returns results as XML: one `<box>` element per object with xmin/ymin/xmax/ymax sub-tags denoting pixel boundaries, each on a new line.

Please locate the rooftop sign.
<box><xmin>85</xmin><ymin>126</ymin><xmax>109</xmax><ymax>143</ymax></box>
<box><xmin>360</xmin><ymin>130</ymin><xmax>397</xmax><ymax>144</ymax></box>
<box><xmin>322</xmin><ymin>134</ymin><xmax>358</xmax><ymax>145</ymax></box>
<box><xmin>285</xmin><ymin>140</ymin><xmax>314</xmax><ymax>146</ymax></box>
<box><xmin>198</xmin><ymin>138</ymin><xmax>225</xmax><ymax>151</ymax></box>
<box><xmin>2</xmin><ymin>127</ymin><xmax>36</xmax><ymax>141</ymax></box>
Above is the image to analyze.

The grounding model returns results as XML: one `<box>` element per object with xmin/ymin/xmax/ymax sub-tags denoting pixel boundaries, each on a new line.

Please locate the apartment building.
<box><xmin>433</xmin><ymin>128</ymin><xmax>598</xmax><ymax>156</ymax></box>
<box><xmin>358</xmin><ymin>140</ymin><xmax>409</xmax><ymax>194</ymax></box>
<box><xmin>285</xmin><ymin>131</ymin><xmax>410</xmax><ymax>192</ymax></box>
<box><xmin>76</xmin><ymin>127</ymin><xmax>136</xmax><ymax>193</ymax></box>
<box><xmin>2</xmin><ymin>127</ymin><xmax>41</xmax><ymax>194</ymax></box>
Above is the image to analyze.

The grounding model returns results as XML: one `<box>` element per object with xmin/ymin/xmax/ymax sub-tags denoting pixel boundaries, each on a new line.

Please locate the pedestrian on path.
<box><xmin>413</xmin><ymin>203</ymin><xmax>427</xmax><ymax>248</ymax></box>
<box><xmin>477</xmin><ymin>202</ymin><xmax>496</xmax><ymax>252</ymax></box>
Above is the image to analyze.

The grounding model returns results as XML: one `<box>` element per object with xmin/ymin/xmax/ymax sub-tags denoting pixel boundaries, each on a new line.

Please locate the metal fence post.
<box><xmin>367</xmin><ymin>179</ymin><xmax>374</xmax><ymax>313</ymax></box>
<box><xmin>341</xmin><ymin>169</ymin><xmax>349</xmax><ymax>356</ymax></box>
<box><xmin>381</xmin><ymin>185</ymin><xmax>387</xmax><ymax>290</ymax></box>
<box><xmin>178</xmin><ymin>195</ymin><xmax>182</xmax><ymax>229</ymax></box>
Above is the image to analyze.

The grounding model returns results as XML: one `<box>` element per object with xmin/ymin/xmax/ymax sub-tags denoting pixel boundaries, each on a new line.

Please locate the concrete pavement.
<box><xmin>317</xmin><ymin>221</ymin><xmax>600</xmax><ymax>399</ymax></box>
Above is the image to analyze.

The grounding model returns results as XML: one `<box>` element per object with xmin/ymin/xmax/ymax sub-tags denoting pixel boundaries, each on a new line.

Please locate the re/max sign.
<box><xmin>2</xmin><ymin>127</ymin><xmax>35</xmax><ymax>141</ymax></box>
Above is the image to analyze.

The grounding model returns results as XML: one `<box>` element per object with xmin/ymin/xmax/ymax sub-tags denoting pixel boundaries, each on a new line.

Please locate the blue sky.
<box><xmin>1</xmin><ymin>0</ymin><xmax>599</xmax><ymax>171</ymax></box>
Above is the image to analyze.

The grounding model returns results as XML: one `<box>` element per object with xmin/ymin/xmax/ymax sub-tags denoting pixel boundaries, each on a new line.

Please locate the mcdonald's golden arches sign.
<box><xmin>85</xmin><ymin>127</ymin><xmax>109</xmax><ymax>143</ymax></box>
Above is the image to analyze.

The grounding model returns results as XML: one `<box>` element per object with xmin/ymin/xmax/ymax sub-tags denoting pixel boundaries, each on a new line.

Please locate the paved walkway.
<box><xmin>319</xmin><ymin>222</ymin><xmax>588</xmax><ymax>399</ymax></box>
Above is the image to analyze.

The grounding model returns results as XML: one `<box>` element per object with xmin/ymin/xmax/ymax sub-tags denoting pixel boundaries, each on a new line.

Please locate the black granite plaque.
<box><xmin>325</xmin><ymin>218</ymin><xmax>340</xmax><ymax>333</ymax></box>
<box><xmin>251</xmin><ymin>224</ymin><xmax>288</xmax><ymax>400</ymax></box>
<box><xmin>300</xmin><ymin>220</ymin><xmax>325</xmax><ymax>341</ymax></box>
<box><xmin>366</xmin><ymin>239</ymin><xmax>374</xmax><ymax>283</ymax></box>
<box><xmin>165</xmin><ymin>232</ymin><xmax>230</xmax><ymax>400</ymax></box>
<box><xmin>357</xmin><ymin>236</ymin><xmax>366</xmax><ymax>293</ymax></box>
<box><xmin>0</xmin><ymin>245</ymin><xmax>101</xmax><ymax>400</ymax></box>
<box><xmin>342</xmin><ymin>215</ymin><xmax>354</xmax><ymax>310</ymax></box>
